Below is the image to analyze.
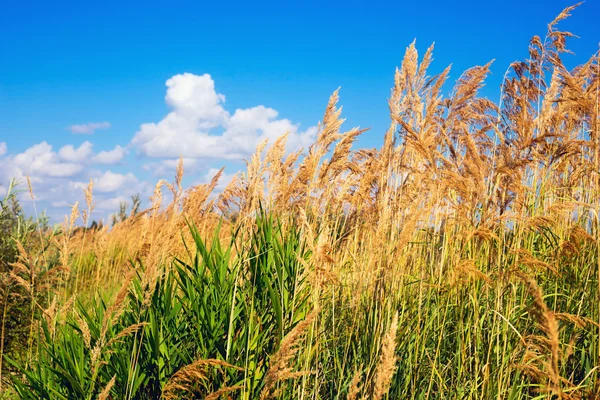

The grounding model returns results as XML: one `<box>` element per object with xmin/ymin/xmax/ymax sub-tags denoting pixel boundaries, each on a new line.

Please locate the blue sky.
<box><xmin>1</xmin><ymin>0</ymin><xmax>598</xmax><ymax>222</ymax></box>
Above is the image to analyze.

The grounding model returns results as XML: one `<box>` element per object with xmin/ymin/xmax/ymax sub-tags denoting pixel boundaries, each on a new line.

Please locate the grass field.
<box><xmin>1</xmin><ymin>4</ymin><xmax>600</xmax><ymax>399</ymax></box>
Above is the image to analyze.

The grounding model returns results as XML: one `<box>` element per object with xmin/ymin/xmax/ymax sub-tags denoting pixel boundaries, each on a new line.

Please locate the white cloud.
<box><xmin>1</xmin><ymin>71</ymin><xmax>319</xmax><ymax>222</ymax></box>
<box><xmin>59</xmin><ymin>141</ymin><xmax>94</xmax><ymax>163</ymax></box>
<box><xmin>51</xmin><ymin>200</ymin><xmax>70</xmax><ymax>208</ymax></box>
<box><xmin>132</xmin><ymin>73</ymin><xmax>316</xmax><ymax>160</ymax></box>
<box><xmin>69</xmin><ymin>170</ymin><xmax>146</xmax><ymax>198</ymax></box>
<box><xmin>142</xmin><ymin>157</ymin><xmax>199</xmax><ymax>177</ymax></box>
<box><xmin>93</xmin><ymin>171</ymin><xmax>139</xmax><ymax>193</ymax></box>
<box><xmin>69</xmin><ymin>121</ymin><xmax>111</xmax><ymax>134</ymax></box>
<box><xmin>7</xmin><ymin>142</ymin><xmax>85</xmax><ymax>178</ymax></box>
<box><xmin>165</xmin><ymin>73</ymin><xmax>228</xmax><ymax>127</ymax></box>
<box><xmin>0</xmin><ymin>141</ymin><xmax>152</xmax><ymax>224</ymax></box>
<box><xmin>161</xmin><ymin>158</ymin><xmax>198</xmax><ymax>169</ymax></box>
<box><xmin>96</xmin><ymin>195</ymin><xmax>130</xmax><ymax>211</ymax></box>
<box><xmin>92</xmin><ymin>145</ymin><xmax>128</xmax><ymax>164</ymax></box>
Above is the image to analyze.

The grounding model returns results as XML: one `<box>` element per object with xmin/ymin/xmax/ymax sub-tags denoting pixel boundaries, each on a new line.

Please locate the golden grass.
<box><xmin>3</xmin><ymin>3</ymin><xmax>600</xmax><ymax>399</ymax></box>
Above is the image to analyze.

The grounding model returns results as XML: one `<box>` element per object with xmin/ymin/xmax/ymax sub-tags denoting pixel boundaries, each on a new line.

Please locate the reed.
<box><xmin>2</xmin><ymin>3</ymin><xmax>600</xmax><ymax>399</ymax></box>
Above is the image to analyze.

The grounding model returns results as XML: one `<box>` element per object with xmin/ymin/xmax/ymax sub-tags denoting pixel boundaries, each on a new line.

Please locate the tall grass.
<box><xmin>2</xmin><ymin>3</ymin><xmax>600</xmax><ymax>398</ymax></box>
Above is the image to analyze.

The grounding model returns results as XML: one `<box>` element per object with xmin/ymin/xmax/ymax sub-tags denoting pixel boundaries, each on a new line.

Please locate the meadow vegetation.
<box><xmin>1</xmin><ymin>4</ymin><xmax>599</xmax><ymax>399</ymax></box>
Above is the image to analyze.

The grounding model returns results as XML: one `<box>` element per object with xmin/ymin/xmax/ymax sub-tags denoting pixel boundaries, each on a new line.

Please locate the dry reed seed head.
<box><xmin>513</xmin><ymin>248</ymin><xmax>557</xmax><ymax>275</ymax></box>
<box><xmin>216</xmin><ymin>173</ymin><xmax>240</xmax><ymax>213</ymax></box>
<box><xmin>161</xmin><ymin>359</ymin><xmax>243</xmax><ymax>400</ymax></box>
<box><xmin>8</xmin><ymin>241</ymin><xmax>34</xmax><ymax>293</ymax></box>
<box><xmin>347</xmin><ymin>368</ymin><xmax>363</xmax><ymax>400</ymax></box>
<box><xmin>176</xmin><ymin>155</ymin><xmax>184</xmax><ymax>184</ymax></box>
<box><xmin>60</xmin><ymin>295</ymin><xmax>76</xmax><ymax>316</ymax></box>
<box><xmin>106</xmin><ymin>323</ymin><xmax>149</xmax><ymax>348</ymax></box>
<box><xmin>515</xmin><ymin>272</ymin><xmax>561</xmax><ymax>388</ymax></box>
<box><xmin>10</xmin><ymin>11</ymin><xmax>600</xmax><ymax>398</ymax></box>
<box><xmin>42</xmin><ymin>297</ymin><xmax>58</xmax><ymax>323</ymax></box>
<box><xmin>204</xmin><ymin>385</ymin><xmax>245</xmax><ymax>400</ymax></box>
<box><xmin>9</xmin><ymin>271</ymin><xmax>31</xmax><ymax>294</ymax></box>
<box><xmin>82</xmin><ymin>209</ymin><xmax>89</xmax><ymax>227</ymax></box>
<box><xmin>97</xmin><ymin>375</ymin><xmax>116</xmax><ymax>400</ymax></box>
<box><xmin>101</xmin><ymin>270</ymin><xmax>135</xmax><ymax>336</ymax></box>
<box><xmin>264</xmin><ymin>132</ymin><xmax>289</xmax><ymax>168</ymax></box>
<box><xmin>260</xmin><ymin>307</ymin><xmax>320</xmax><ymax>399</ymax></box>
<box><xmin>548</xmin><ymin>2</ymin><xmax>583</xmax><ymax>32</ymax></box>
<box><xmin>74</xmin><ymin>311</ymin><xmax>92</xmax><ymax>349</ymax></box>
<box><xmin>90</xmin><ymin>343</ymin><xmax>104</xmax><ymax>375</ymax></box>
<box><xmin>84</xmin><ymin>178</ymin><xmax>95</xmax><ymax>213</ymax></box>
<box><xmin>319</xmin><ymin>89</ymin><xmax>345</xmax><ymax>148</ymax></box>
<box><xmin>68</xmin><ymin>202</ymin><xmax>80</xmax><ymax>232</ymax></box>
<box><xmin>372</xmin><ymin>312</ymin><xmax>399</xmax><ymax>400</ymax></box>
<box><xmin>182</xmin><ymin>168</ymin><xmax>224</xmax><ymax>216</ymax></box>
<box><xmin>151</xmin><ymin>179</ymin><xmax>165</xmax><ymax>214</ymax></box>
<box><xmin>451</xmin><ymin>259</ymin><xmax>493</xmax><ymax>287</ymax></box>
<box><xmin>15</xmin><ymin>240</ymin><xmax>30</xmax><ymax>263</ymax></box>
<box><xmin>26</xmin><ymin>174</ymin><xmax>34</xmax><ymax>200</ymax></box>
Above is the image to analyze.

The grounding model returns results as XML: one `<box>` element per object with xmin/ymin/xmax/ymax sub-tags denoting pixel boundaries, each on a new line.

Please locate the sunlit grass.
<box><xmin>2</xmin><ymin>3</ymin><xmax>600</xmax><ymax>399</ymax></box>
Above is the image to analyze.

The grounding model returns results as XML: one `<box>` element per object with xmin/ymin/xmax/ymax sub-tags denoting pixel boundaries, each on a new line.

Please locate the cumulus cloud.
<box><xmin>50</xmin><ymin>200</ymin><xmax>70</xmax><ymax>208</ymax></box>
<box><xmin>0</xmin><ymin>142</ymin><xmax>86</xmax><ymax>210</ymax></box>
<box><xmin>93</xmin><ymin>171</ymin><xmax>139</xmax><ymax>193</ymax></box>
<box><xmin>142</xmin><ymin>157</ymin><xmax>200</xmax><ymax>177</ymax></box>
<box><xmin>0</xmin><ymin>140</ymin><xmax>146</xmax><ymax>221</ymax></box>
<box><xmin>69</xmin><ymin>170</ymin><xmax>147</xmax><ymax>197</ymax></box>
<box><xmin>5</xmin><ymin>142</ymin><xmax>85</xmax><ymax>178</ymax></box>
<box><xmin>92</xmin><ymin>145</ymin><xmax>128</xmax><ymax>164</ymax></box>
<box><xmin>161</xmin><ymin>158</ymin><xmax>198</xmax><ymax>169</ymax></box>
<box><xmin>95</xmin><ymin>195</ymin><xmax>130</xmax><ymax>211</ymax></box>
<box><xmin>132</xmin><ymin>73</ymin><xmax>317</xmax><ymax>160</ymax></box>
<box><xmin>2</xmin><ymin>72</ymin><xmax>319</xmax><ymax>221</ymax></box>
<box><xmin>69</xmin><ymin>121</ymin><xmax>111</xmax><ymax>135</ymax></box>
<box><xmin>58</xmin><ymin>141</ymin><xmax>94</xmax><ymax>163</ymax></box>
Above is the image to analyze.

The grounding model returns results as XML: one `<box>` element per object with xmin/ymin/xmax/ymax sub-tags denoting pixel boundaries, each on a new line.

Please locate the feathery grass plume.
<box><xmin>106</xmin><ymin>322</ymin><xmax>148</xmax><ymax>348</ymax></box>
<box><xmin>73</xmin><ymin>311</ymin><xmax>92</xmax><ymax>349</ymax></box>
<box><xmin>55</xmin><ymin>201</ymin><xmax>80</xmax><ymax>291</ymax></box>
<box><xmin>264</xmin><ymin>132</ymin><xmax>289</xmax><ymax>198</ymax></box>
<box><xmin>450</xmin><ymin>259</ymin><xmax>493</xmax><ymax>287</ymax></box>
<box><xmin>215</xmin><ymin>172</ymin><xmax>240</xmax><ymax>214</ymax></box>
<box><xmin>237</xmin><ymin>138</ymin><xmax>269</xmax><ymax>220</ymax></box>
<box><xmin>8</xmin><ymin>241</ymin><xmax>34</xmax><ymax>296</ymax></box>
<box><xmin>555</xmin><ymin>313</ymin><xmax>599</xmax><ymax>329</ymax></box>
<box><xmin>83</xmin><ymin>178</ymin><xmax>95</xmax><ymax>225</ymax></box>
<box><xmin>8</xmin><ymin>240</ymin><xmax>43</xmax><ymax>367</ymax></box>
<box><xmin>25</xmin><ymin>175</ymin><xmax>34</xmax><ymax>200</ymax></box>
<box><xmin>516</xmin><ymin>271</ymin><xmax>564</xmax><ymax>396</ymax></box>
<box><xmin>347</xmin><ymin>368</ymin><xmax>363</xmax><ymax>400</ymax></box>
<box><xmin>103</xmin><ymin>270</ymin><xmax>135</xmax><ymax>329</ymax></box>
<box><xmin>204</xmin><ymin>384</ymin><xmax>245</xmax><ymax>400</ymax></box>
<box><xmin>86</xmin><ymin>270</ymin><xmax>135</xmax><ymax>380</ymax></box>
<box><xmin>97</xmin><ymin>375</ymin><xmax>116</xmax><ymax>400</ymax></box>
<box><xmin>372</xmin><ymin>312</ymin><xmax>399</xmax><ymax>400</ymax></box>
<box><xmin>182</xmin><ymin>167</ymin><xmax>223</xmax><ymax>218</ymax></box>
<box><xmin>6</xmin><ymin>4</ymin><xmax>600</xmax><ymax>398</ymax></box>
<box><xmin>165</xmin><ymin>157</ymin><xmax>185</xmax><ymax>215</ymax></box>
<box><xmin>41</xmin><ymin>297</ymin><xmax>57</xmax><ymax>334</ymax></box>
<box><xmin>295</xmin><ymin>89</ymin><xmax>344</xmax><ymax>199</ymax></box>
<box><xmin>260</xmin><ymin>307</ymin><xmax>320</xmax><ymax>399</ymax></box>
<box><xmin>150</xmin><ymin>179</ymin><xmax>166</xmax><ymax>215</ymax></box>
<box><xmin>74</xmin><ymin>179</ymin><xmax>95</xmax><ymax>294</ymax></box>
<box><xmin>161</xmin><ymin>359</ymin><xmax>243</xmax><ymax>400</ymax></box>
